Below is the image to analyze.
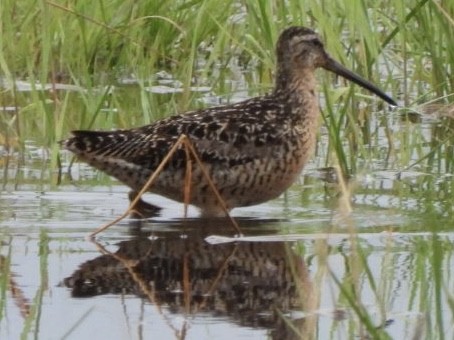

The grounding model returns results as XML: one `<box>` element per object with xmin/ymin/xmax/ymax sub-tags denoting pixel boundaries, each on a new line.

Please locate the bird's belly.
<box><xmin>151</xmin><ymin>150</ymin><xmax>309</xmax><ymax>216</ymax></box>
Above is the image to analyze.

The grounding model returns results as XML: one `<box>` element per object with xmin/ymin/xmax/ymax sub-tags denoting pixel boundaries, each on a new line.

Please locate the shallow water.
<box><xmin>1</xmin><ymin>146</ymin><xmax>454</xmax><ymax>339</ymax></box>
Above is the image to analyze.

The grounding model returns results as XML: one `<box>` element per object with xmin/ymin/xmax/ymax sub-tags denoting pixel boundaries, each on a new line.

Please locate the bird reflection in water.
<box><xmin>63</xmin><ymin>224</ymin><xmax>317</xmax><ymax>339</ymax></box>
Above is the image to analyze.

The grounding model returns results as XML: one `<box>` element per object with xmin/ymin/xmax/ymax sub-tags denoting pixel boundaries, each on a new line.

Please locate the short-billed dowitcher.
<box><xmin>62</xmin><ymin>26</ymin><xmax>397</xmax><ymax>217</ymax></box>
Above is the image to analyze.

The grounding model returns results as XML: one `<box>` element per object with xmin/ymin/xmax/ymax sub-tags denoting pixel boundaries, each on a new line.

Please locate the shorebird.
<box><xmin>62</xmin><ymin>26</ymin><xmax>397</xmax><ymax>217</ymax></box>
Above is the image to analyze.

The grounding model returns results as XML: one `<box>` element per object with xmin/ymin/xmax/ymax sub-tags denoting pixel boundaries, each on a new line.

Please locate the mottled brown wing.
<box><xmin>62</xmin><ymin>95</ymin><xmax>287</xmax><ymax>172</ymax></box>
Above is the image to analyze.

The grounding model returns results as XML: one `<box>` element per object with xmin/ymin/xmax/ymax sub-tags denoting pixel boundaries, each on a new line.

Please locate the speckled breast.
<box><xmin>147</xmin><ymin>130</ymin><xmax>314</xmax><ymax>216</ymax></box>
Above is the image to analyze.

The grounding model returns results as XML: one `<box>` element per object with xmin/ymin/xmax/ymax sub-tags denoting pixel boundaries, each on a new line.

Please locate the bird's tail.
<box><xmin>60</xmin><ymin>130</ymin><xmax>129</xmax><ymax>156</ymax></box>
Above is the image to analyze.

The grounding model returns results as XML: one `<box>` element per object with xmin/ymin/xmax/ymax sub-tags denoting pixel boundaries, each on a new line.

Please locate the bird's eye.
<box><xmin>310</xmin><ymin>39</ymin><xmax>323</xmax><ymax>47</ymax></box>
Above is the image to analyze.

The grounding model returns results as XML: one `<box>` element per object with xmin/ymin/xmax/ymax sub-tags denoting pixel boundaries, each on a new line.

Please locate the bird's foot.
<box><xmin>128</xmin><ymin>191</ymin><xmax>161</xmax><ymax>219</ymax></box>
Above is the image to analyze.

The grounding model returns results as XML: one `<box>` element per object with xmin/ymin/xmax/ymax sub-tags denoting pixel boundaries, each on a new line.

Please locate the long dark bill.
<box><xmin>324</xmin><ymin>57</ymin><xmax>397</xmax><ymax>106</ymax></box>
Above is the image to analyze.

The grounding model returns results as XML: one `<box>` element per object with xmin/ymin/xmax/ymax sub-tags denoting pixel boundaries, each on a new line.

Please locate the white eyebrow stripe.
<box><xmin>301</xmin><ymin>34</ymin><xmax>319</xmax><ymax>41</ymax></box>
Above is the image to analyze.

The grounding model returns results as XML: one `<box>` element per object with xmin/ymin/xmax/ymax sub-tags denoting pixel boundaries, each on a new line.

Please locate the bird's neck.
<box><xmin>273</xmin><ymin>67</ymin><xmax>319</xmax><ymax>121</ymax></box>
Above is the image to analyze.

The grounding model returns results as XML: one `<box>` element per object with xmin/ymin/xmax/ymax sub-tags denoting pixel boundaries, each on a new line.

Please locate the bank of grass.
<box><xmin>1</xmin><ymin>1</ymin><xmax>453</xmax><ymax>146</ymax></box>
